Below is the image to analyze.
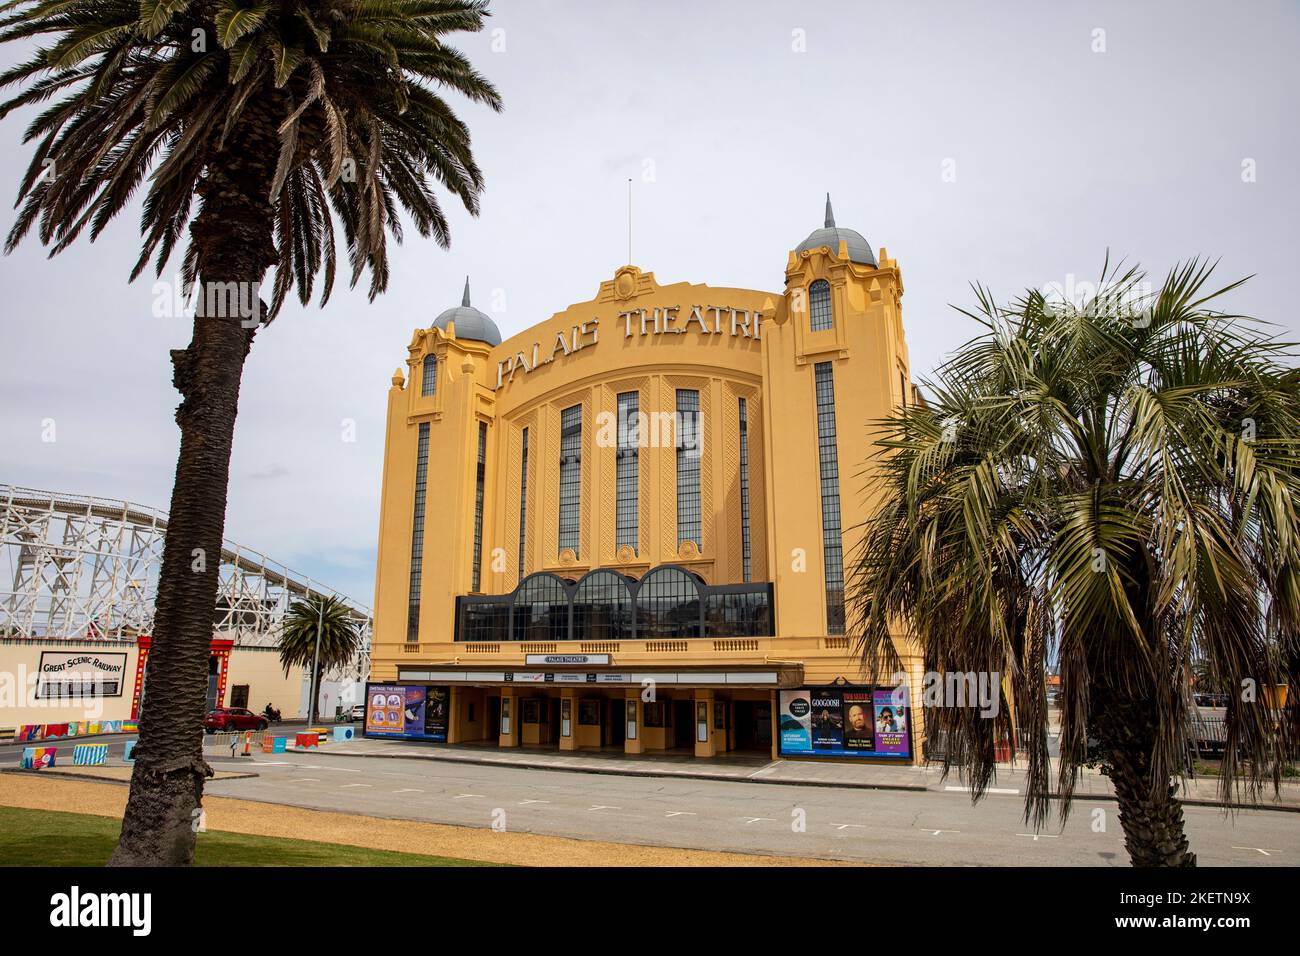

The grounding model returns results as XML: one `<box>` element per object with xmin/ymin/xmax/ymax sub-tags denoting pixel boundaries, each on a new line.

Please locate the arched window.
<box><xmin>512</xmin><ymin>573</ymin><xmax>572</xmax><ymax>642</ymax></box>
<box><xmin>635</xmin><ymin>566</ymin><xmax>702</xmax><ymax>639</ymax></box>
<box><xmin>421</xmin><ymin>354</ymin><xmax>437</xmax><ymax>396</ymax></box>
<box><xmin>809</xmin><ymin>279</ymin><xmax>833</xmax><ymax>332</ymax></box>
<box><xmin>572</xmin><ymin>570</ymin><xmax>633</xmax><ymax>642</ymax></box>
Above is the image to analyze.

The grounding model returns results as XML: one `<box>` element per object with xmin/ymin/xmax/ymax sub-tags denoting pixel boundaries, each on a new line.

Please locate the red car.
<box><xmin>203</xmin><ymin>707</ymin><xmax>269</xmax><ymax>733</ymax></box>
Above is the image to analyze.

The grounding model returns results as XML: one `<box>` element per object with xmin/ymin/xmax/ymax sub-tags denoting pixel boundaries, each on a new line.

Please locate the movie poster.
<box><xmin>363</xmin><ymin>683</ymin><xmax>450</xmax><ymax>741</ymax></box>
<box><xmin>842</xmin><ymin>690</ymin><xmax>875</xmax><ymax>751</ymax></box>
<box><xmin>809</xmin><ymin>687</ymin><xmax>844</xmax><ymax>751</ymax></box>
<box><xmin>778</xmin><ymin>690</ymin><xmax>813</xmax><ymax>754</ymax></box>
<box><xmin>366</xmin><ymin>685</ymin><xmax>405</xmax><ymax>735</ymax></box>
<box><xmin>872</xmin><ymin>688</ymin><xmax>909</xmax><ymax>755</ymax></box>
<box><xmin>776</xmin><ymin>685</ymin><xmax>912</xmax><ymax>759</ymax></box>
<box><xmin>402</xmin><ymin>686</ymin><xmax>427</xmax><ymax>736</ymax></box>
<box><xmin>424</xmin><ymin>686</ymin><xmax>449</xmax><ymax>740</ymax></box>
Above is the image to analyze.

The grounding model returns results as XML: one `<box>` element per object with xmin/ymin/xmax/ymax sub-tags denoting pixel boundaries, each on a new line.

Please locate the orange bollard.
<box><xmin>242</xmin><ymin>731</ymin><xmax>252</xmax><ymax>756</ymax></box>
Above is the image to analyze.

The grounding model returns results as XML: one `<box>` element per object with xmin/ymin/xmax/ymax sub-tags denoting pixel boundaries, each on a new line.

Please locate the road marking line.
<box><xmin>945</xmin><ymin>785</ymin><xmax>1020</xmax><ymax>795</ymax></box>
<box><xmin>929</xmin><ymin>829</ymin><xmax>960</xmax><ymax>836</ymax></box>
<box><xmin>517</xmin><ymin>799</ymin><xmax>549</xmax><ymax>805</ymax></box>
<box><xmin>392</xmin><ymin>789</ymin><xmax>423</xmax><ymax>794</ymax></box>
<box><xmin>741</xmin><ymin>817</ymin><xmax>775</xmax><ymax>824</ymax></box>
<box><xmin>588</xmin><ymin>805</ymin><xmax>621</xmax><ymax>811</ymax></box>
<box><xmin>340</xmin><ymin>783</ymin><xmax>371</xmax><ymax>789</ymax></box>
<box><xmin>1232</xmin><ymin>846</ymin><xmax>1273</xmax><ymax>856</ymax></box>
<box><xmin>664</xmin><ymin>811</ymin><xmax>697</xmax><ymax>817</ymax></box>
<box><xmin>1016</xmin><ymin>833</ymin><xmax>1059</xmax><ymax>840</ymax></box>
<box><xmin>294</xmin><ymin>778</ymin><xmax>320</xmax><ymax>782</ymax></box>
<box><xmin>453</xmin><ymin>793</ymin><xmax>485</xmax><ymax>799</ymax></box>
<box><xmin>830</xmin><ymin>823</ymin><xmax>866</xmax><ymax>830</ymax></box>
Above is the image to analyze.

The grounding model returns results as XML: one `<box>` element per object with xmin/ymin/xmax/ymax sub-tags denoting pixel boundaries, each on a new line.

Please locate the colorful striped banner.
<box><xmin>72</xmin><ymin>743</ymin><xmax>109</xmax><ymax>766</ymax></box>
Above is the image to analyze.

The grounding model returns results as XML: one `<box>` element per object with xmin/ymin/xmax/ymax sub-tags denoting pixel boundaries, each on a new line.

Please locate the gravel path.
<box><xmin>0</xmin><ymin>773</ymin><xmax>845</xmax><ymax>867</ymax></box>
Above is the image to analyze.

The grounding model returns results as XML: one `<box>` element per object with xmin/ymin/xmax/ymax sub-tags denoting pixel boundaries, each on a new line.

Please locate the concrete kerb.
<box><xmin>278</xmin><ymin>744</ymin><xmax>1300</xmax><ymax>812</ymax></box>
<box><xmin>0</xmin><ymin>767</ymin><xmax>261</xmax><ymax>785</ymax></box>
<box><xmin>281</xmin><ymin>745</ymin><xmax>921</xmax><ymax>793</ymax></box>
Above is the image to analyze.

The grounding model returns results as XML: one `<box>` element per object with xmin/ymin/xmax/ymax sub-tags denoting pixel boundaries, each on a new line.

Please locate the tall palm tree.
<box><xmin>0</xmin><ymin>0</ymin><xmax>501</xmax><ymax>865</ymax></box>
<box><xmin>848</xmin><ymin>259</ymin><xmax>1300</xmax><ymax>867</ymax></box>
<box><xmin>279</xmin><ymin>594</ymin><xmax>361</xmax><ymax>723</ymax></box>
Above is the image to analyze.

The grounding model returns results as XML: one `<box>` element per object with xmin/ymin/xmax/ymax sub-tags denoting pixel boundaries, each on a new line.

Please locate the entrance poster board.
<box><xmin>778</xmin><ymin>685</ymin><xmax>911</xmax><ymax>760</ymax></box>
<box><xmin>363</xmin><ymin>683</ymin><xmax>449</xmax><ymax>741</ymax></box>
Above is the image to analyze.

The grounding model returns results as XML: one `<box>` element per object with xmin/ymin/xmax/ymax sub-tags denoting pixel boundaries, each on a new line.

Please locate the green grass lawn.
<box><xmin>0</xmin><ymin>807</ymin><xmax>492</xmax><ymax>866</ymax></box>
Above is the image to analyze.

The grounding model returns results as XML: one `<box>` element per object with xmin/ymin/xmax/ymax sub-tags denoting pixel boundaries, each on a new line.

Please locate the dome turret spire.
<box><xmin>793</xmin><ymin>194</ymin><xmax>877</xmax><ymax>267</ymax></box>
<box><xmin>432</xmin><ymin>276</ymin><xmax>502</xmax><ymax>346</ymax></box>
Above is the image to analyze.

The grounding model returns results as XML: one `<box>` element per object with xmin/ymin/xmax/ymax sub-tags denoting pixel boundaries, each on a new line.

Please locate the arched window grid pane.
<box><xmin>636</xmin><ymin>567</ymin><xmax>702</xmax><ymax>639</ymax></box>
<box><xmin>814</xmin><ymin>362</ymin><xmax>845</xmax><ymax>634</ymax></box>
<box><xmin>470</xmin><ymin>421</ymin><xmax>487</xmax><ymax>592</ymax></box>
<box><xmin>406</xmin><ymin>422</ymin><xmax>430</xmax><ymax>642</ymax></box>
<box><xmin>558</xmin><ymin>404</ymin><xmax>582</xmax><ymax>556</ymax></box>
<box><xmin>615</xmin><ymin>392</ymin><xmax>639</xmax><ymax>551</ymax></box>
<box><xmin>456</xmin><ymin>568</ymin><xmax>772</xmax><ymax>643</ymax></box>
<box><xmin>573</xmin><ymin>570</ymin><xmax>633</xmax><ymax>642</ymax></box>
<box><xmin>517</xmin><ymin>427</ymin><xmax>529</xmax><ymax>582</ymax></box>
<box><xmin>675</xmin><ymin>390</ymin><xmax>701</xmax><ymax>548</ymax></box>
<box><xmin>738</xmin><ymin>397</ymin><xmax>752</xmax><ymax>582</ymax></box>
<box><xmin>512</xmin><ymin>574</ymin><xmax>572</xmax><ymax>643</ymax></box>
<box><xmin>809</xmin><ymin>280</ymin><xmax>833</xmax><ymax>332</ymax></box>
<box><xmin>421</xmin><ymin>354</ymin><xmax>438</xmax><ymax>396</ymax></box>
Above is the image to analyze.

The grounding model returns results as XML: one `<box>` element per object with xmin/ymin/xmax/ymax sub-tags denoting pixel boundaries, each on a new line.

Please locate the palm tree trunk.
<box><xmin>109</xmin><ymin>114</ymin><xmax>280</xmax><ymax>866</ymax></box>
<box><xmin>1093</xmin><ymin>691</ymin><xmax>1197</xmax><ymax>867</ymax></box>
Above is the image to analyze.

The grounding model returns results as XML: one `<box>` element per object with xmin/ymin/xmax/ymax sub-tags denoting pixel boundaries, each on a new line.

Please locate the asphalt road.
<box><xmin>196</xmin><ymin>749</ymin><xmax>1298</xmax><ymax>866</ymax></box>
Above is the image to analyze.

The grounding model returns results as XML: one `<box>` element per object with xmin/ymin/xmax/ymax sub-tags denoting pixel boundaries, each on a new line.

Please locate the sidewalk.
<box><xmin>297</xmin><ymin>737</ymin><xmax>1300</xmax><ymax>811</ymax></box>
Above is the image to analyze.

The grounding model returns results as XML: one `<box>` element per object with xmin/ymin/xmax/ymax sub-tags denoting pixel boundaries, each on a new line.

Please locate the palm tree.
<box><xmin>848</xmin><ymin>259</ymin><xmax>1300</xmax><ymax>867</ymax></box>
<box><xmin>279</xmin><ymin>594</ymin><xmax>361</xmax><ymax>723</ymax></box>
<box><xmin>0</xmin><ymin>0</ymin><xmax>500</xmax><ymax>865</ymax></box>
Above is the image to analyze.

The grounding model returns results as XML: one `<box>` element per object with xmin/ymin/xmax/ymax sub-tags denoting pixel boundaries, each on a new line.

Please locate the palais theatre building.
<box><xmin>367</xmin><ymin>199</ymin><xmax>926</xmax><ymax>764</ymax></box>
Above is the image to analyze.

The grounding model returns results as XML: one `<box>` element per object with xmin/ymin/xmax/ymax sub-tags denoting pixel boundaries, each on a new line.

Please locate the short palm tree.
<box><xmin>849</xmin><ymin>259</ymin><xmax>1300</xmax><ymax>867</ymax></box>
<box><xmin>0</xmin><ymin>0</ymin><xmax>500</xmax><ymax>865</ymax></box>
<box><xmin>279</xmin><ymin>594</ymin><xmax>362</xmax><ymax>723</ymax></box>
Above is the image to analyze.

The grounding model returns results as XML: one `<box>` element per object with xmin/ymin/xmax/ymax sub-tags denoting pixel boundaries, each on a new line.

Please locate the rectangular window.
<box><xmin>517</xmin><ymin>427</ymin><xmax>529</xmax><ymax>582</ymax></box>
<box><xmin>459</xmin><ymin>599</ymin><xmax>511</xmax><ymax>642</ymax></box>
<box><xmin>421</xmin><ymin>355</ymin><xmax>437</xmax><ymax>396</ymax></box>
<box><xmin>558</xmin><ymin>404</ymin><xmax>582</xmax><ymax>557</ymax></box>
<box><xmin>738</xmin><ymin>397</ymin><xmax>752</xmax><ymax>582</ymax></box>
<box><xmin>471</xmin><ymin>421</ymin><xmax>487</xmax><ymax>592</ymax></box>
<box><xmin>616</xmin><ymin>392</ymin><xmax>639</xmax><ymax>551</ymax></box>
<box><xmin>814</xmin><ymin>363</ymin><xmax>845</xmax><ymax>634</ymax></box>
<box><xmin>406</xmin><ymin>422</ymin><xmax>430</xmax><ymax>642</ymax></box>
<box><xmin>675</xmin><ymin>389</ymin><xmax>701</xmax><ymax>548</ymax></box>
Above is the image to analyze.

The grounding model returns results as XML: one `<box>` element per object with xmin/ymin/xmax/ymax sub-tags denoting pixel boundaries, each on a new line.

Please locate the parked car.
<box><xmin>204</xmin><ymin>707</ymin><xmax>269</xmax><ymax>733</ymax></box>
<box><xmin>350</xmin><ymin>704</ymin><xmax>365</xmax><ymax>722</ymax></box>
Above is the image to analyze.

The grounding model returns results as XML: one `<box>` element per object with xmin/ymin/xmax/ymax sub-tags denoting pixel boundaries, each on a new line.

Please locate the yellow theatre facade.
<box><xmin>368</xmin><ymin>198</ymin><xmax>927</xmax><ymax>764</ymax></box>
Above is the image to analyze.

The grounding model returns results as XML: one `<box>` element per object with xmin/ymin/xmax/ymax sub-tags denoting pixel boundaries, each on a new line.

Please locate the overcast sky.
<box><xmin>1</xmin><ymin>0</ymin><xmax>1297</xmax><ymax>608</ymax></box>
